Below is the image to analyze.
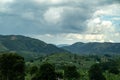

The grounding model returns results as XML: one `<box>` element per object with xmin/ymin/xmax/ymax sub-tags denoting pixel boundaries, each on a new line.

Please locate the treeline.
<box><xmin>0</xmin><ymin>53</ymin><xmax>120</xmax><ymax>80</ymax></box>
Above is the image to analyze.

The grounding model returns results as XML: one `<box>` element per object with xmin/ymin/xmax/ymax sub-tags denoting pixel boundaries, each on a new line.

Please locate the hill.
<box><xmin>62</xmin><ymin>42</ymin><xmax>120</xmax><ymax>54</ymax></box>
<box><xmin>0</xmin><ymin>35</ymin><xmax>69</xmax><ymax>60</ymax></box>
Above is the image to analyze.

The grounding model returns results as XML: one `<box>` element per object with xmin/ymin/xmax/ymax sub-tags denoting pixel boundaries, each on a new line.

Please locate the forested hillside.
<box><xmin>0</xmin><ymin>35</ymin><xmax>69</xmax><ymax>60</ymax></box>
<box><xmin>62</xmin><ymin>42</ymin><xmax>120</xmax><ymax>54</ymax></box>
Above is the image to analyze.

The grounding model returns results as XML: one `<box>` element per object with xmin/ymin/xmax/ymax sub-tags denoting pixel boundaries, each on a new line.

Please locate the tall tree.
<box><xmin>88</xmin><ymin>64</ymin><xmax>106</xmax><ymax>80</ymax></box>
<box><xmin>64</xmin><ymin>65</ymin><xmax>80</xmax><ymax>80</ymax></box>
<box><xmin>29</xmin><ymin>65</ymin><xmax>38</xmax><ymax>76</ymax></box>
<box><xmin>32</xmin><ymin>62</ymin><xmax>56</xmax><ymax>80</ymax></box>
<box><xmin>0</xmin><ymin>53</ymin><xmax>25</xmax><ymax>80</ymax></box>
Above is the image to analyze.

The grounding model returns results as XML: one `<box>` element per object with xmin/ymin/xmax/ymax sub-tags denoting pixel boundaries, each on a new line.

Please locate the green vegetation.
<box><xmin>64</xmin><ymin>65</ymin><xmax>80</xmax><ymax>80</ymax></box>
<box><xmin>0</xmin><ymin>52</ymin><xmax>120</xmax><ymax>80</ymax></box>
<box><xmin>0</xmin><ymin>35</ymin><xmax>120</xmax><ymax>80</ymax></box>
<box><xmin>88</xmin><ymin>63</ymin><xmax>106</xmax><ymax>80</ymax></box>
<box><xmin>0</xmin><ymin>53</ymin><xmax>25</xmax><ymax>80</ymax></box>
<box><xmin>0</xmin><ymin>35</ymin><xmax>69</xmax><ymax>61</ymax></box>
<box><xmin>25</xmin><ymin>53</ymin><xmax>120</xmax><ymax>80</ymax></box>
<box><xmin>32</xmin><ymin>62</ymin><xmax>56</xmax><ymax>80</ymax></box>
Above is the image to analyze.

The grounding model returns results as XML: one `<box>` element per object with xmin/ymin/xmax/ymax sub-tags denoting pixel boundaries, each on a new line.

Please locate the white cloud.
<box><xmin>44</xmin><ymin>34</ymin><xmax>54</xmax><ymax>38</ymax></box>
<box><xmin>86</xmin><ymin>3</ymin><xmax>120</xmax><ymax>43</ymax></box>
<box><xmin>0</xmin><ymin>0</ymin><xmax>14</xmax><ymax>12</ymax></box>
<box><xmin>50</xmin><ymin>0</ymin><xmax>64</xmax><ymax>4</ymax></box>
<box><xmin>34</xmin><ymin>0</ymin><xmax>46</xmax><ymax>3</ymax></box>
<box><xmin>34</xmin><ymin>0</ymin><xmax>66</xmax><ymax>4</ymax></box>
<box><xmin>109</xmin><ymin>40</ymin><xmax>114</xmax><ymax>42</ymax></box>
<box><xmin>87</xmin><ymin>3</ymin><xmax>118</xmax><ymax>35</ymax></box>
<box><xmin>115</xmin><ymin>33</ymin><xmax>120</xmax><ymax>36</ymax></box>
<box><xmin>43</xmin><ymin>7</ymin><xmax>63</xmax><ymax>24</ymax></box>
<box><xmin>65</xmin><ymin>33</ymin><xmax>83</xmax><ymax>39</ymax></box>
<box><xmin>0</xmin><ymin>0</ymin><xmax>14</xmax><ymax>3</ymax></box>
<box><xmin>112</xmin><ymin>17</ymin><xmax>120</xmax><ymax>20</ymax></box>
<box><xmin>84</xmin><ymin>34</ymin><xmax>104</xmax><ymax>40</ymax></box>
<box><xmin>94</xmin><ymin>4</ymin><xmax>120</xmax><ymax>17</ymax></box>
<box><xmin>31</xmin><ymin>33</ymin><xmax>106</xmax><ymax>44</ymax></box>
<box><xmin>87</xmin><ymin>17</ymin><xmax>120</xmax><ymax>43</ymax></box>
<box><xmin>101</xmin><ymin>21</ymin><xmax>113</xmax><ymax>29</ymax></box>
<box><xmin>93</xmin><ymin>18</ymin><xmax>101</xmax><ymax>24</ymax></box>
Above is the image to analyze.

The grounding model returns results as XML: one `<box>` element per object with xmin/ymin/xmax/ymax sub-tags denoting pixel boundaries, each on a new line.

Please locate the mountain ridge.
<box><xmin>62</xmin><ymin>42</ymin><xmax>120</xmax><ymax>54</ymax></box>
<box><xmin>0</xmin><ymin>35</ymin><xmax>69</xmax><ymax>60</ymax></box>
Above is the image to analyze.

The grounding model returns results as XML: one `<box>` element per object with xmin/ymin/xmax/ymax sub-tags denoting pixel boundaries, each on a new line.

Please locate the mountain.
<box><xmin>0</xmin><ymin>35</ymin><xmax>69</xmax><ymax>60</ymax></box>
<box><xmin>62</xmin><ymin>42</ymin><xmax>120</xmax><ymax>54</ymax></box>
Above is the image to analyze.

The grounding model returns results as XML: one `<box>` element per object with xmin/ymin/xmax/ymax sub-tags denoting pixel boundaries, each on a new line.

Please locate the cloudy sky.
<box><xmin>0</xmin><ymin>0</ymin><xmax>120</xmax><ymax>44</ymax></box>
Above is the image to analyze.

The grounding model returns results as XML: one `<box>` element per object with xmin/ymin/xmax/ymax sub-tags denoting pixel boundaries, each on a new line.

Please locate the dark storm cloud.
<box><xmin>59</xmin><ymin>7</ymin><xmax>91</xmax><ymax>33</ymax></box>
<box><xmin>0</xmin><ymin>0</ymin><xmax>119</xmax><ymax>35</ymax></box>
<box><xmin>0</xmin><ymin>0</ymin><xmax>47</xmax><ymax>34</ymax></box>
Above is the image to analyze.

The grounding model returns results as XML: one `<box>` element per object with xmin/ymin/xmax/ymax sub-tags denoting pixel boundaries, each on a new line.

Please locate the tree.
<box><xmin>29</xmin><ymin>65</ymin><xmax>38</xmax><ymax>76</ymax></box>
<box><xmin>100</xmin><ymin>60</ymin><xmax>119</xmax><ymax>74</ymax></box>
<box><xmin>32</xmin><ymin>62</ymin><xmax>56</xmax><ymax>80</ymax></box>
<box><xmin>0</xmin><ymin>53</ymin><xmax>25</xmax><ymax>80</ymax></box>
<box><xmin>88</xmin><ymin>64</ymin><xmax>106</xmax><ymax>80</ymax></box>
<box><xmin>56</xmin><ymin>71</ymin><xmax>63</xmax><ymax>79</ymax></box>
<box><xmin>64</xmin><ymin>65</ymin><xmax>80</xmax><ymax>80</ymax></box>
<box><xmin>108</xmin><ymin>66</ymin><xmax>119</xmax><ymax>74</ymax></box>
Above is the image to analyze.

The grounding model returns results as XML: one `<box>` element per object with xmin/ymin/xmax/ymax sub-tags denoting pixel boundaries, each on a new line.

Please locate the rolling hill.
<box><xmin>0</xmin><ymin>35</ymin><xmax>69</xmax><ymax>60</ymax></box>
<box><xmin>62</xmin><ymin>42</ymin><xmax>120</xmax><ymax>54</ymax></box>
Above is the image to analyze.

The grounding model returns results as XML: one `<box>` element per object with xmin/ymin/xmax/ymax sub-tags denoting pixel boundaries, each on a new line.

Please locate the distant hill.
<box><xmin>62</xmin><ymin>42</ymin><xmax>120</xmax><ymax>54</ymax></box>
<box><xmin>0</xmin><ymin>35</ymin><xmax>69</xmax><ymax>60</ymax></box>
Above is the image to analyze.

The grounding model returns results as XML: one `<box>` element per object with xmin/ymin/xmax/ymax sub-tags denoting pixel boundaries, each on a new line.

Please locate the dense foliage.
<box><xmin>88</xmin><ymin>64</ymin><xmax>106</xmax><ymax>80</ymax></box>
<box><xmin>64</xmin><ymin>65</ymin><xmax>80</xmax><ymax>80</ymax></box>
<box><xmin>26</xmin><ymin>53</ymin><xmax>120</xmax><ymax>80</ymax></box>
<box><xmin>0</xmin><ymin>53</ymin><xmax>25</xmax><ymax>80</ymax></box>
<box><xmin>0</xmin><ymin>52</ymin><xmax>119</xmax><ymax>80</ymax></box>
<box><xmin>32</xmin><ymin>63</ymin><xmax>56</xmax><ymax>80</ymax></box>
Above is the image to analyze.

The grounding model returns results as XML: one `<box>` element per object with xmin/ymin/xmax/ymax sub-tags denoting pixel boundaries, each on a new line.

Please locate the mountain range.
<box><xmin>0</xmin><ymin>35</ymin><xmax>69</xmax><ymax>60</ymax></box>
<box><xmin>62</xmin><ymin>42</ymin><xmax>120</xmax><ymax>54</ymax></box>
<box><xmin>0</xmin><ymin>35</ymin><xmax>120</xmax><ymax>60</ymax></box>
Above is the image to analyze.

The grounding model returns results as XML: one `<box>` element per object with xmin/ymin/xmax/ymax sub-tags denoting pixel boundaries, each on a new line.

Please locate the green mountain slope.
<box><xmin>0</xmin><ymin>35</ymin><xmax>69</xmax><ymax>60</ymax></box>
<box><xmin>62</xmin><ymin>42</ymin><xmax>120</xmax><ymax>54</ymax></box>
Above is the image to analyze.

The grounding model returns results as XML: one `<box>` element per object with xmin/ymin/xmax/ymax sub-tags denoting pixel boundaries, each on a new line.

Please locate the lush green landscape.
<box><xmin>0</xmin><ymin>0</ymin><xmax>120</xmax><ymax>80</ymax></box>
<box><xmin>0</xmin><ymin>35</ymin><xmax>120</xmax><ymax>80</ymax></box>
<box><xmin>25</xmin><ymin>53</ymin><xmax>120</xmax><ymax>80</ymax></box>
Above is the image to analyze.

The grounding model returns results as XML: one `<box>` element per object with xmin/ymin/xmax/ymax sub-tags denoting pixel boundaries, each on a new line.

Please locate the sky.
<box><xmin>0</xmin><ymin>0</ymin><xmax>120</xmax><ymax>44</ymax></box>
